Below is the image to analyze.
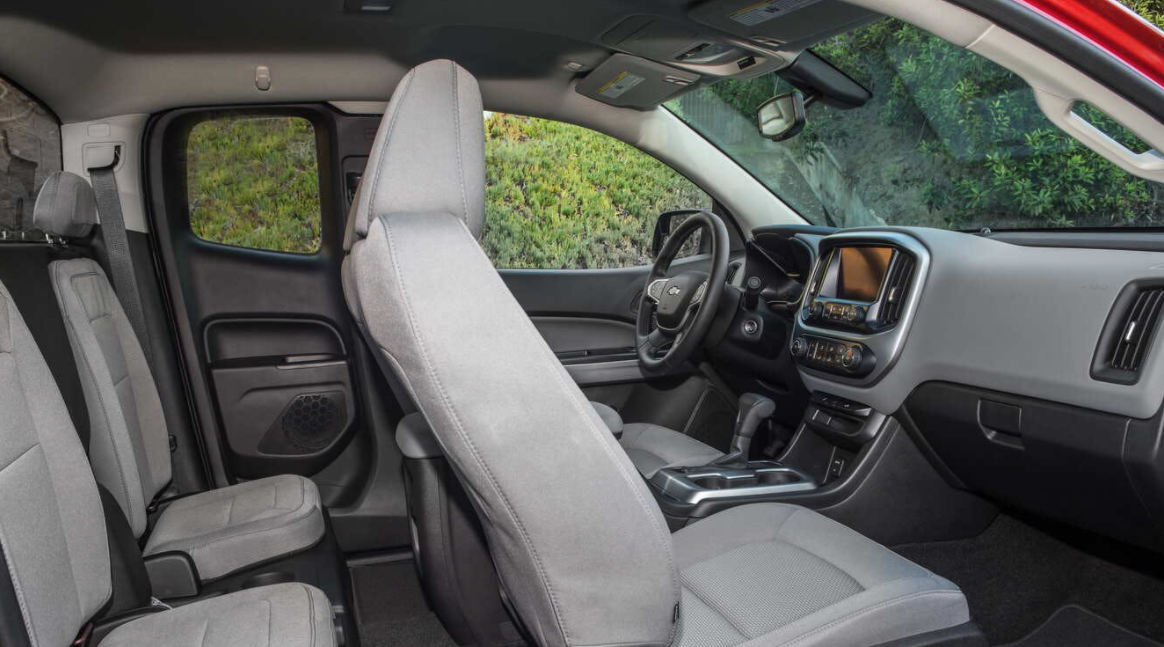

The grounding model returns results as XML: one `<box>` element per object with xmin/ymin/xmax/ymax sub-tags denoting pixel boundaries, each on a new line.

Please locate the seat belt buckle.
<box><xmin>72</xmin><ymin>621</ymin><xmax>93</xmax><ymax>647</ymax></box>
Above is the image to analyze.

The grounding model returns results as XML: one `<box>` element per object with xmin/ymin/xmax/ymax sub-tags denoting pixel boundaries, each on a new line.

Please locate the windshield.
<box><xmin>666</xmin><ymin>17</ymin><xmax>1164</xmax><ymax>231</ymax></box>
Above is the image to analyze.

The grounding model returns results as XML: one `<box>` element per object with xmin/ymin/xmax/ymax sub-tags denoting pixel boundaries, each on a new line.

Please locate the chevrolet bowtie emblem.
<box><xmin>667</xmin><ymin>286</ymin><xmax>682</xmax><ymax>296</ymax></box>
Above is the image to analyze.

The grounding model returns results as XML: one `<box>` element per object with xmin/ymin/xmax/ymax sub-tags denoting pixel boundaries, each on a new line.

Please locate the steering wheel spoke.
<box><xmin>635</xmin><ymin>211</ymin><xmax>730</xmax><ymax>373</ymax></box>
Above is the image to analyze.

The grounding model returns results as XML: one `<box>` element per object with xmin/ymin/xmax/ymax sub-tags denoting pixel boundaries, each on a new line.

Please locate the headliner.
<box><xmin>0</xmin><ymin>0</ymin><xmax>730</xmax><ymax>121</ymax></box>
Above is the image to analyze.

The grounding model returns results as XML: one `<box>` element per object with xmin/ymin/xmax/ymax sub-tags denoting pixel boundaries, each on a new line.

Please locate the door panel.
<box><xmin>204</xmin><ymin>318</ymin><xmax>357</xmax><ymax>478</ymax></box>
<box><xmin>147</xmin><ymin>105</ymin><xmax>408</xmax><ymax>552</ymax></box>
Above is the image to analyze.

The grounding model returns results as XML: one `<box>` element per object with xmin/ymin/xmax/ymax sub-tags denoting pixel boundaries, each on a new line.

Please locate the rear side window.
<box><xmin>0</xmin><ymin>76</ymin><xmax>61</xmax><ymax>232</ymax></box>
<box><xmin>186</xmin><ymin>115</ymin><xmax>321</xmax><ymax>253</ymax></box>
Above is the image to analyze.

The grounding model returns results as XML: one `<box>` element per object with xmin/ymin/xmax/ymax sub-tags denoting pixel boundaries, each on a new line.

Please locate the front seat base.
<box><xmin>673</xmin><ymin>503</ymin><xmax>970</xmax><ymax>647</ymax></box>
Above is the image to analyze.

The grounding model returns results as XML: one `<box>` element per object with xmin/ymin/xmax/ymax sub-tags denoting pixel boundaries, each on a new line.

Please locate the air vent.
<box><xmin>1109</xmin><ymin>287</ymin><xmax>1164</xmax><ymax>372</ymax></box>
<box><xmin>879</xmin><ymin>253</ymin><xmax>915</xmax><ymax>326</ymax></box>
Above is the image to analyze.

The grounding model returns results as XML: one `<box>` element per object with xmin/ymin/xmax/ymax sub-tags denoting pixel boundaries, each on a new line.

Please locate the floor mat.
<box><xmin>351</xmin><ymin>559</ymin><xmax>457</xmax><ymax>647</ymax></box>
<box><xmin>894</xmin><ymin>515</ymin><xmax>1164</xmax><ymax>645</ymax></box>
<box><xmin>1004</xmin><ymin>606</ymin><xmax>1162</xmax><ymax>647</ymax></box>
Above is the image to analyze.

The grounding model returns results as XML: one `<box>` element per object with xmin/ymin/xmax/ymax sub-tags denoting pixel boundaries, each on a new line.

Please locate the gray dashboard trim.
<box><xmin>796</xmin><ymin>227</ymin><xmax>1164</xmax><ymax>420</ymax></box>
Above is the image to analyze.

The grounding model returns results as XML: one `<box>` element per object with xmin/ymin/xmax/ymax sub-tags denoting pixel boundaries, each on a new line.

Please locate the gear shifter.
<box><xmin>713</xmin><ymin>393</ymin><xmax>776</xmax><ymax>469</ymax></box>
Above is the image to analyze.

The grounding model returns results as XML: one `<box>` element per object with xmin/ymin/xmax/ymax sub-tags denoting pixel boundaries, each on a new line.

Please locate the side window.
<box><xmin>0</xmin><ymin>76</ymin><xmax>61</xmax><ymax>232</ymax></box>
<box><xmin>481</xmin><ymin>114</ymin><xmax>712</xmax><ymax>269</ymax></box>
<box><xmin>187</xmin><ymin>115</ymin><xmax>321</xmax><ymax>253</ymax></box>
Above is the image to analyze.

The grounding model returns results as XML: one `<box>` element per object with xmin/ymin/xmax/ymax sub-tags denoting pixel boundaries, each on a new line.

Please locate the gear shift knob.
<box><xmin>714</xmin><ymin>393</ymin><xmax>775</xmax><ymax>468</ymax></box>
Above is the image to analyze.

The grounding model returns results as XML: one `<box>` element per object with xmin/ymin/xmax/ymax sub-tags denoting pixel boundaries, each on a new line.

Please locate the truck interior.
<box><xmin>4</xmin><ymin>0</ymin><xmax>1164</xmax><ymax>646</ymax></box>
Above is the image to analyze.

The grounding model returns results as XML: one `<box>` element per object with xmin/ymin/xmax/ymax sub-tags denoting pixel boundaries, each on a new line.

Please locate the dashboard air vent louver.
<box><xmin>1108</xmin><ymin>287</ymin><xmax>1164</xmax><ymax>372</ymax></box>
<box><xmin>880</xmin><ymin>253</ymin><xmax>915</xmax><ymax>326</ymax></box>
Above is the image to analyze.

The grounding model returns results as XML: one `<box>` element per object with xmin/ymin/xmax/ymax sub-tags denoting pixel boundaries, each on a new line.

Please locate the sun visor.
<box><xmin>575</xmin><ymin>54</ymin><xmax>700</xmax><ymax>110</ymax></box>
<box><xmin>689</xmin><ymin>0</ymin><xmax>877</xmax><ymax>52</ymax></box>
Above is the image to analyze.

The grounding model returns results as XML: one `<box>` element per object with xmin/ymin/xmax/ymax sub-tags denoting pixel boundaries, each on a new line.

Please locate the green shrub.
<box><xmin>480</xmin><ymin>114</ymin><xmax>710</xmax><ymax>269</ymax></box>
<box><xmin>700</xmin><ymin>4</ymin><xmax>1164</xmax><ymax>230</ymax></box>
<box><xmin>187</xmin><ymin>116</ymin><xmax>321</xmax><ymax>253</ymax></box>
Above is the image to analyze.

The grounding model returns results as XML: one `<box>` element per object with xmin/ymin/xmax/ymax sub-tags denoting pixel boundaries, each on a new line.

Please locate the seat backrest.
<box><xmin>344</xmin><ymin>59</ymin><xmax>680</xmax><ymax>647</ymax></box>
<box><xmin>34</xmin><ymin>173</ymin><xmax>172</xmax><ymax>538</ymax></box>
<box><xmin>0</xmin><ymin>278</ymin><xmax>111</xmax><ymax>647</ymax></box>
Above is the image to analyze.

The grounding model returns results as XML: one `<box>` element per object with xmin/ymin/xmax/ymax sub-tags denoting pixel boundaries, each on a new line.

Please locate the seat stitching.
<box><xmin>263</xmin><ymin>599</ymin><xmax>272</xmax><ymax>647</ymax></box>
<box><xmin>377</xmin><ymin>215</ymin><xmax>572</xmax><ymax>644</ymax></box>
<box><xmin>451</xmin><ymin>61</ymin><xmax>469</xmax><ymax>225</ymax></box>
<box><xmin>679</xmin><ymin>578</ymin><xmax>749</xmax><ymax>639</ymax></box>
<box><xmin>195</xmin><ymin>617</ymin><xmax>210</xmax><ymax>647</ymax></box>
<box><xmin>54</xmin><ymin>262</ymin><xmax>140</xmax><ymax>531</ymax></box>
<box><xmin>364</xmin><ymin>68</ymin><xmax>417</xmax><ymax>229</ymax></box>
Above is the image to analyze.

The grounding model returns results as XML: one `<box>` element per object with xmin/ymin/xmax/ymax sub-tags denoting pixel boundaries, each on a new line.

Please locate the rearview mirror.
<box><xmin>757</xmin><ymin>93</ymin><xmax>806</xmax><ymax>141</ymax></box>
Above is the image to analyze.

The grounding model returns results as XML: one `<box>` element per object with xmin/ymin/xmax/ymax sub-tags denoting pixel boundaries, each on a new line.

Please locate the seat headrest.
<box><xmin>32</xmin><ymin>171</ymin><xmax>98</xmax><ymax>238</ymax></box>
<box><xmin>348</xmin><ymin>59</ymin><xmax>485</xmax><ymax>246</ymax></box>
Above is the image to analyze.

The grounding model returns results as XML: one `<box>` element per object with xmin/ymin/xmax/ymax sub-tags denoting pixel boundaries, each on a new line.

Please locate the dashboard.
<box><xmin>742</xmin><ymin>225</ymin><xmax>1164</xmax><ymax>551</ymax></box>
<box><xmin>786</xmin><ymin>227</ymin><xmax>1164</xmax><ymax>420</ymax></box>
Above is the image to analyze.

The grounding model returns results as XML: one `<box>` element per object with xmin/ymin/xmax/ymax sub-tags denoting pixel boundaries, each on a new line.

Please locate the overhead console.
<box><xmin>600</xmin><ymin>16</ymin><xmax>788</xmax><ymax>79</ymax></box>
<box><xmin>689</xmin><ymin>0</ymin><xmax>878</xmax><ymax>55</ymax></box>
<box><xmin>792</xmin><ymin>232</ymin><xmax>929</xmax><ymax>383</ymax></box>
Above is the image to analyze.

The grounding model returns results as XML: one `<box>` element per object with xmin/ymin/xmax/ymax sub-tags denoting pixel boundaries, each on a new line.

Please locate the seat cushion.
<box><xmin>100</xmin><ymin>583</ymin><xmax>335</xmax><ymax>647</ymax></box>
<box><xmin>143</xmin><ymin>474</ymin><xmax>325</xmax><ymax>581</ymax></box>
<box><xmin>672</xmin><ymin>503</ymin><xmax>969</xmax><ymax>647</ymax></box>
<box><xmin>620</xmin><ymin>422</ymin><xmax>724</xmax><ymax>478</ymax></box>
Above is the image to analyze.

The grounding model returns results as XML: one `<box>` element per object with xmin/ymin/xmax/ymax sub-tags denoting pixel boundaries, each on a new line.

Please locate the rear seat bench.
<box><xmin>0</xmin><ymin>172</ymin><xmax>356</xmax><ymax>645</ymax></box>
<box><xmin>0</xmin><ymin>279</ymin><xmax>336</xmax><ymax>647</ymax></box>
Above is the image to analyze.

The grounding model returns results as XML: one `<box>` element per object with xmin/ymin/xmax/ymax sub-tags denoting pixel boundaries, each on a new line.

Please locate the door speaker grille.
<box><xmin>259</xmin><ymin>391</ymin><xmax>346</xmax><ymax>455</ymax></box>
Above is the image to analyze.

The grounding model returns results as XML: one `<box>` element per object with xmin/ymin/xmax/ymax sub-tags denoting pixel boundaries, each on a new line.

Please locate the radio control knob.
<box><xmin>791</xmin><ymin>337</ymin><xmax>807</xmax><ymax>358</ymax></box>
<box><xmin>841</xmin><ymin>346</ymin><xmax>862</xmax><ymax>369</ymax></box>
<box><xmin>810</xmin><ymin>301</ymin><xmax>823</xmax><ymax>318</ymax></box>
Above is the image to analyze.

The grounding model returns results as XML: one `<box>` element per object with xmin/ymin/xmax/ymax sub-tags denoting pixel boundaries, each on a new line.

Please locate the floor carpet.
<box><xmin>894</xmin><ymin>515</ymin><xmax>1164</xmax><ymax>645</ymax></box>
<box><xmin>1003</xmin><ymin>606</ymin><xmax>1162</xmax><ymax>647</ymax></box>
<box><xmin>352</xmin><ymin>559</ymin><xmax>458</xmax><ymax>647</ymax></box>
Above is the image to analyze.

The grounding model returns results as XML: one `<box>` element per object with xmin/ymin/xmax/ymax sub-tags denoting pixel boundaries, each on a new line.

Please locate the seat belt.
<box><xmin>87</xmin><ymin>145</ymin><xmax>154</xmax><ymax>367</ymax></box>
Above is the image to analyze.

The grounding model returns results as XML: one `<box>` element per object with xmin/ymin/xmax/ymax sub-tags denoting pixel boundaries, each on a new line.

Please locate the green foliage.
<box><xmin>480</xmin><ymin>114</ymin><xmax>710</xmax><ymax>269</ymax></box>
<box><xmin>801</xmin><ymin>15</ymin><xmax>1164</xmax><ymax>229</ymax></box>
<box><xmin>187</xmin><ymin>116</ymin><xmax>321</xmax><ymax>253</ymax></box>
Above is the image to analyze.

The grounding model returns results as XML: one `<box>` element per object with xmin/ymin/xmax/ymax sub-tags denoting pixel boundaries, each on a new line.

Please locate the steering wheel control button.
<box><xmin>646</xmin><ymin>279</ymin><xmax>667</xmax><ymax>302</ymax></box>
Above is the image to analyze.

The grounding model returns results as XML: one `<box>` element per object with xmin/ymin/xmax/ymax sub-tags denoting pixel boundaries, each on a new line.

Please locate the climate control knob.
<box><xmin>791</xmin><ymin>337</ymin><xmax>807</xmax><ymax>358</ymax></box>
<box><xmin>841</xmin><ymin>346</ymin><xmax>862</xmax><ymax>369</ymax></box>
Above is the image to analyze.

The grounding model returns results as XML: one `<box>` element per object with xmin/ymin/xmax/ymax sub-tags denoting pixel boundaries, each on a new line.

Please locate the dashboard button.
<box><xmin>791</xmin><ymin>337</ymin><xmax>807</xmax><ymax>357</ymax></box>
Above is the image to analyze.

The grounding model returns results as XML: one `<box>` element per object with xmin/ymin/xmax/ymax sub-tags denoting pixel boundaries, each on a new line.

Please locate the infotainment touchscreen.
<box><xmin>836</xmin><ymin>246</ymin><xmax>894</xmax><ymax>302</ymax></box>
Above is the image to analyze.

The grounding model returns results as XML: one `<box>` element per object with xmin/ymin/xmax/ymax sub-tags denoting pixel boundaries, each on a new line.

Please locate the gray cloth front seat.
<box><xmin>34</xmin><ymin>172</ymin><xmax>325</xmax><ymax>582</ymax></box>
<box><xmin>0</xmin><ymin>278</ymin><xmax>335</xmax><ymax>647</ymax></box>
<box><xmin>343</xmin><ymin>59</ymin><xmax>971</xmax><ymax>647</ymax></box>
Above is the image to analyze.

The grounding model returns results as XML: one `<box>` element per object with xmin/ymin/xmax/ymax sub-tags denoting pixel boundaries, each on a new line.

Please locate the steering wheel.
<box><xmin>636</xmin><ymin>210</ymin><xmax>730</xmax><ymax>372</ymax></box>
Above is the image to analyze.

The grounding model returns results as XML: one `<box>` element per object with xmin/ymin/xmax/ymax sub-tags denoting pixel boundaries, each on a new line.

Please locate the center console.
<box><xmin>791</xmin><ymin>232</ymin><xmax>929</xmax><ymax>384</ymax></box>
<box><xmin>647</xmin><ymin>389</ymin><xmax>889</xmax><ymax>528</ymax></box>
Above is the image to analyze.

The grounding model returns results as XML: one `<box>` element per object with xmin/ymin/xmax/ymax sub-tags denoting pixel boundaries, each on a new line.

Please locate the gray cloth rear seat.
<box><xmin>34</xmin><ymin>173</ymin><xmax>325</xmax><ymax>581</ymax></box>
<box><xmin>0</xmin><ymin>278</ymin><xmax>334</xmax><ymax>647</ymax></box>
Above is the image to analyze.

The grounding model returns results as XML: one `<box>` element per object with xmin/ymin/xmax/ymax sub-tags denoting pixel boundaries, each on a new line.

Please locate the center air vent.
<box><xmin>879</xmin><ymin>253</ymin><xmax>915</xmax><ymax>326</ymax></box>
<box><xmin>1092</xmin><ymin>283</ymin><xmax>1164</xmax><ymax>384</ymax></box>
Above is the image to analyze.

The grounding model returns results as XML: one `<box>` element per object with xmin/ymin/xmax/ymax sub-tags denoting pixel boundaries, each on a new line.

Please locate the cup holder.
<box><xmin>757</xmin><ymin>470</ymin><xmax>801</xmax><ymax>485</ymax></box>
<box><xmin>691</xmin><ymin>475</ymin><xmax>756</xmax><ymax>490</ymax></box>
<box><xmin>688</xmin><ymin>468</ymin><xmax>804</xmax><ymax>490</ymax></box>
<box><xmin>240</xmin><ymin>571</ymin><xmax>296</xmax><ymax>590</ymax></box>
